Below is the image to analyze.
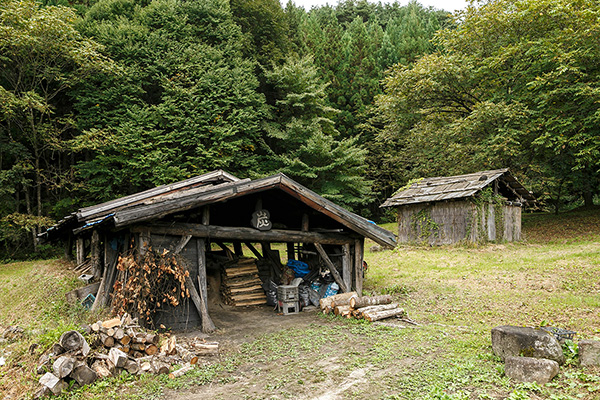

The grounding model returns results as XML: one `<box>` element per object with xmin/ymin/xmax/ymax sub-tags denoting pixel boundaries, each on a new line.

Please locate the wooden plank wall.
<box><xmin>397</xmin><ymin>201</ymin><xmax>522</xmax><ymax>245</ymax></box>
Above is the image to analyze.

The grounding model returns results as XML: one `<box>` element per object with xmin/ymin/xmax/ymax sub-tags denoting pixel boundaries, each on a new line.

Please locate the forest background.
<box><xmin>1</xmin><ymin>0</ymin><xmax>599</xmax><ymax>259</ymax></box>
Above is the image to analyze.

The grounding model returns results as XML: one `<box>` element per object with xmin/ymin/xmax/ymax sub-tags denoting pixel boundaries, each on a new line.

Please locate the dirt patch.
<box><xmin>180</xmin><ymin>304</ymin><xmax>320</xmax><ymax>349</ymax></box>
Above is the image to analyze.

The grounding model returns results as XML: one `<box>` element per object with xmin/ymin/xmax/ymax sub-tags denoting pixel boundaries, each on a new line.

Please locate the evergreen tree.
<box><xmin>71</xmin><ymin>0</ymin><xmax>267</xmax><ymax>202</ymax></box>
<box><xmin>263</xmin><ymin>56</ymin><xmax>371</xmax><ymax>208</ymax></box>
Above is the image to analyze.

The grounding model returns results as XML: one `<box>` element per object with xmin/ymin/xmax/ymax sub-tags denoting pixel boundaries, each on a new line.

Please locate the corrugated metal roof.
<box><xmin>381</xmin><ymin>169</ymin><xmax>535</xmax><ymax>207</ymax></box>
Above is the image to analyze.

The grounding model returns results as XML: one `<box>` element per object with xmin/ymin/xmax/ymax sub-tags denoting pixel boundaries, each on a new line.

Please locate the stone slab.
<box><xmin>491</xmin><ymin>325</ymin><xmax>565</xmax><ymax>364</ymax></box>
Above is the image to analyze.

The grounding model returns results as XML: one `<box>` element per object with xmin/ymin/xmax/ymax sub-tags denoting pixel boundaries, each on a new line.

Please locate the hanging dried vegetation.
<box><xmin>111</xmin><ymin>249</ymin><xmax>191</xmax><ymax>326</ymax></box>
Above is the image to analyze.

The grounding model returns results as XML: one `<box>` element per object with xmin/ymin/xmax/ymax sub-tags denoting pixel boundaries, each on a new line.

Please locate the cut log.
<box><xmin>145</xmin><ymin>344</ymin><xmax>158</xmax><ymax>356</ymax></box>
<box><xmin>331</xmin><ymin>294</ymin><xmax>359</xmax><ymax>309</ymax></box>
<box><xmin>131</xmin><ymin>343</ymin><xmax>146</xmax><ymax>352</ymax></box>
<box><xmin>102</xmin><ymin>317</ymin><xmax>122</xmax><ymax>329</ymax></box>
<box><xmin>71</xmin><ymin>365</ymin><xmax>97</xmax><ymax>386</ymax></box>
<box><xmin>319</xmin><ymin>291</ymin><xmax>357</xmax><ymax>312</ymax></box>
<box><xmin>113</xmin><ymin>328</ymin><xmax>124</xmax><ymax>340</ymax></box>
<box><xmin>50</xmin><ymin>343</ymin><xmax>65</xmax><ymax>356</ymax></box>
<box><xmin>354</xmin><ymin>303</ymin><xmax>400</xmax><ymax>318</ymax></box>
<box><xmin>125</xmin><ymin>359</ymin><xmax>140</xmax><ymax>375</ymax></box>
<box><xmin>161</xmin><ymin>336</ymin><xmax>177</xmax><ymax>356</ymax></box>
<box><xmin>153</xmin><ymin>361</ymin><xmax>170</xmax><ymax>375</ymax></box>
<box><xmin>362</xmin><ymin>307</ymin><xmax>406</xmax><ymax>322</ymax></box>
<box><xmin>193</xmin><ymin>342</ymin><xmax>219</xmax><ymax>356</ymax></box>
<box><xmin>169</xmin><ymin>363</ymin><xmax>193</xmax><ymax>379</ymax></box>
<box><xmin>39</xmin><ymin>372</ymin><xmax>67</xmax><ymax>395</ymax></box>
<box><xmin>120</xmin><ymin>335</ymin><xmax>131</xmax><ymax>346</ymax></box>
<box><xmin>59</xmin><ymin>331</ymin><xmax>90</xmax><ymax>356</ymax></box>
<box><xmin>52</xmin><ymin>356</ymin><xmax>76</xmax><ymax>379</ymax></box>
<box><xmin>140</xmin><ymin>361</ymin><xmax>152</xmax><ymax>374</ymax></box>
<box><xmin>99</xmin><ymin>333</ymin><xmax>115</xmax><ymax>348</ymax></box>
<box><xmin>334</xmin><ymin>305</ymin><xmax>351</xmax><ymax>316</ymax></box>
<box><xmin>145</xmin><ymin>333</ymin><xmax>159</xmax><ymax>345</ymax></box>
<box><xmin>108</xmin><ymin>348</ymin><xmax>128</xmax><ymax>368</ymax></box>
<box><xmin>350</xmin><ymin>295</ymin><xmax>393</xmax><ymax>309</ymax></box>
<box><xmin>91</xmin><ymin>323</ymin><xmax>100</xmax><ymax>333</ymax></box>
<box><xmin>91</xmin><ymin>360</ymin><xmax>112</xmax><ymax>379</ymax></box>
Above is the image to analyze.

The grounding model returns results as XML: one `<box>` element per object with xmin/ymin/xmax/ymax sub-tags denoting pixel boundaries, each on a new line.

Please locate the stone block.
<box><xmin>491</xmin><ymin>325</ymin><xmax>565</xmax><ymax>364</ymax></box>
<box><xmin>579</xmin><ymin>340</ymin><xmax>600</xmax><ymax>367</ymax></box>
<box><xmin>505</xmin><ymin>356</ymin><xmax>559</xmax><ymax>384</ymax></box>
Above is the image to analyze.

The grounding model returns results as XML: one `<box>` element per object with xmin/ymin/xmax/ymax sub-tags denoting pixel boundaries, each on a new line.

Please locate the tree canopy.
<box><xmin>374</xmin><ymin>0</ymin><xmax>600</xmax><ymax>212</ymax></box>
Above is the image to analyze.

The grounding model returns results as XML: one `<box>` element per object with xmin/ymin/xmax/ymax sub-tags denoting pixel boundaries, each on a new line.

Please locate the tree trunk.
<box><xmin>350</xmin><ymin>295</ymin><xmax>393</xmax><ymax>309</ymax></box>
<box><xmin>362</xmin><ymin>307</ymin><xmax>406</xmax><ymax>322</ymax></box>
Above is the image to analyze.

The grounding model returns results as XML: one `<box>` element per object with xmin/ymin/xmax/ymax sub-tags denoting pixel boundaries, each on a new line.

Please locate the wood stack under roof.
<box><xmin>221</xmin><ymin>258</ymin><xmax>267</xmax><ymax>306</ymax></box>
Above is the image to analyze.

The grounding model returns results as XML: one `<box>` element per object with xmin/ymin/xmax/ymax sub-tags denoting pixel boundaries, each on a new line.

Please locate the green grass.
<box><xmin>2</xmin><ymin>208</ymin><xmax>600</xmax><ymax>399</ymax></box>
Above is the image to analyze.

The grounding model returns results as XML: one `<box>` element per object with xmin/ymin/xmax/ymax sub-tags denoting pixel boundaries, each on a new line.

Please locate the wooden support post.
<box><xmin>342</xmin><ymin>244</ymin><xmax>351</xmax><ymax>293</ymax></box>
<box><xmin>64</xmin><ymin>234</ymin><xmax>73</xmax><ymax>261</ymax></box>
<box><xmin>91</xmin><ymin>230</ymin><xmax>101</xmax><ymax>279</ymax></box>
<box><xmin>91</xmin><ymin>242</ymin><xmax>119</xmax><ymax>312</ymax></box>
<box><xmin>233</xmin><ymin>242</ymin><xmax>243</xmax><ymax>257</ymax></box>
<box><xmin>138</xmin><ymin>230</ymin><xmax>151</xmax><ymax>256</ymax></box>
<box><xmin>197</xmin><ymin>238</ymin><xmax>215</xmax><ymax>333</ymax></box>
<box><xmin>261</xmin><ymin>242</ymin><xmax>282</xmax><ymax>279</ymax></box>
<box><xmin>286</xmin><ymin>242</ymin><xmax>295</xmax><ymax>260</ymax></box>
<box><xmin>315</xmin><ymin>243</ymin><xmax>348</xmax><ymax>293</ymax></box>
<box><xmin>76</xmin><ymin>237</ymin><xmax>85</xmax><ymax>265</ymax></box>
<box><xmin>301</xmin><ymin>214</ymin><xmax>309</xmax><ymax>232</ymax></box>
<box><xmin>354</xmin><ymin>239</ymin><xmax>364</xmax><ymax>295</ymax></box>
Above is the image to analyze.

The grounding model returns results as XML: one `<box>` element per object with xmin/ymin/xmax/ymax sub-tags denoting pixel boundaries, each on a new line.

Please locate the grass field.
<box><xmin>1</xmin><ymin>208</ymin><xmax>599</xmax><ymax>399</ymax></box>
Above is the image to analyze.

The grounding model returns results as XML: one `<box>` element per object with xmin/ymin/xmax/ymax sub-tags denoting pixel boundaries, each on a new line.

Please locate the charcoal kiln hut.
<box><xmin>40</xmin><ymin>170</ymin><xmax>395</xmax><ymax>330</ymax></box>
<box><xmin>380</xmin><ymin>169</ymin><xmax>535</xmax><ymax>245</ymax></box>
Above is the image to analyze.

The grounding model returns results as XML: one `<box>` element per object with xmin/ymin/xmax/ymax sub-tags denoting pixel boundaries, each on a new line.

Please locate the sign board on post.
<box><xmin>251</xmin><ymin>209</ymin><xmax>272</xmax><ymax>231</ymax></box>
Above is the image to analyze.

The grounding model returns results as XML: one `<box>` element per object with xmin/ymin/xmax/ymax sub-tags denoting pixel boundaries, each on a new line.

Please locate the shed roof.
<box><xmin>41</xmin><ymin>170</ymin><xmax>396</xmax><ymax>248</ymax></box>
<box><xmin>381</xmin><ymin>169</ymin><xmax>535</xmax><ymax>208</ymax></box>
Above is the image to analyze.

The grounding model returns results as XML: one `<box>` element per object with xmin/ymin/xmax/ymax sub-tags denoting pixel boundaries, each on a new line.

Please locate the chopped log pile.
<box><xmin>35</xmin><ymin>314</ymin><xmax>219</xmax><ymax>398</ymax></box>
<box><xmin>320</xmin><ymin>293</ymin><xmax>406</xmax><ymax>322</ymax></box>
<box><xmin>221</xmin><ymin>257</ymin><xmax>267</xmax><ymax>306</ymax></box>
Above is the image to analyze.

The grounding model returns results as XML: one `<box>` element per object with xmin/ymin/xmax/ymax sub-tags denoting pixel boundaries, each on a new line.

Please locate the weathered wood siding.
<box><xmin>147</xmin><ymin>234</ymin><xmax>201</xmax><ymax>330</ymax></box>
<box><xmin>397</xmin><ymin>201</ymin><xmax>522</xmax><ymax>245</ymax></box>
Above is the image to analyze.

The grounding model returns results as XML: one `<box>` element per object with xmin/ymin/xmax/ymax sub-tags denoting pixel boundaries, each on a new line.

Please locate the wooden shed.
<box><xmin>380</xmin><ymin>169</ymin><xmax>535</xmax><ymax>245</ymax></box>
<box><xmin>40</xmin><ymin>170</ymin><xmax>396</xmax><ymax>330</ymax></box>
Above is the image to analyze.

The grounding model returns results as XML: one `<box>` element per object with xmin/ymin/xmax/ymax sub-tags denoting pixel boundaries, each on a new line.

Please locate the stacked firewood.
<box><xmin>319</xmin><ymin>292</ymin><xmax>407</xmax><ymax>322</ymax></box>
<box><xmin>221</xmin><ymin>258</ymin><xmax>267</xmax><ymax>306</ymax></box>
<box><xmin>35</xmin><ymin>314</ymin><xmax>219</xmax><ymax>398</ymax></box>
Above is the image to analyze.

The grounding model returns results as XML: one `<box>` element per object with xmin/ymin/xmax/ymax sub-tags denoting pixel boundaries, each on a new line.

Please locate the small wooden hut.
<box><xmin>40</xmin><ymin>170</ymin><xmax>395</xmax><ymax>330</ymax></box>
<box><xmin>380</xmin><ymin>169</ymin><xmax>535</xmax><ymax>245</ymax></box>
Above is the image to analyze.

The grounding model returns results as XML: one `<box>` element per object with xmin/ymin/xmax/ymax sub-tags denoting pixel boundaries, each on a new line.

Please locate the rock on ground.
<box><xmin>579</xmin><ymin>340</ymin><xmax>600</xmax><ymax>367</ymax></box>
<box><xmin>491</xmin><ymin>325</ymin><xmax>565</xmax><ymax>364</ymax></box>
<box><xmin>504</xmin><ymin>356</ymin><xmax>559</xmax><ymax>384</ymax></box>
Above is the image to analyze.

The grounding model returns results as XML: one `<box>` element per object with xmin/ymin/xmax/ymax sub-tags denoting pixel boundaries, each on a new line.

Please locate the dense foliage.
<box><xmin>1</xmin><ymin>0</ymin><xmax>598</xmax><ymax>257</ymax></box>
<box><xmin>374</xmin><ymin>0</ymin><xmax>600</xmax><ymax>213</ymax></box>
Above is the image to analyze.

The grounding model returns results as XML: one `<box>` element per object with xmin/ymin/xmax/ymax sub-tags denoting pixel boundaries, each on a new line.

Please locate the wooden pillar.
<box><xmin>197</xmin><ymin>205</ymin><xmax>214</xmax><ymax>332</ymax></box>
<box><xmin>138</xmin><ymin>229</ymin><xmax>151</xmax><ymax>256</ymax></box>
<box><xmin>354</xmin><ymin>238</ymin><xmax>364</xmax><ymax>295</ymax></box>
<box><xmin>91</xmin><ymin>230</ymin><xmax>102</xmax><ymax>279</ymax></box>
<box><xmin>233</xmin><ymin>242</ymin><xmax>243</xmax><ymax>257</ymax></box>
<box><xmin>286</xmin><ymin>242</ymin><xmax>295</xmax><ymax>260</ymax></box>
<box><xmin>76</xmin><ymin>237</ymin><xmax>85</xmax><ymax>265</ymax></box>
<box><xmin>63</xmin><ymin>234</ymin><xmax>73</xmax><ymax>261</ymax></box>
<box><xmin>301</xmin><ymin>213</ymin><xmax>309</xmax><ymax>232</ymax></box>
<box><xmin>196</xmin><ymin>239</ymin><xmax>209</xmax><ymax>311</ymax></box>
<box><xmin>342</xmin><ymin>243</ymin><xmax>352</xmax><ymax>293</ymax></box>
